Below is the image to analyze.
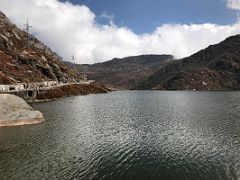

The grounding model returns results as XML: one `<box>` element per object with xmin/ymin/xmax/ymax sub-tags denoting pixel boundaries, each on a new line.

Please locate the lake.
<box><xmin>0</xmin><ymin>91</ymin><xmax>240</xmax><ymax>180</ymax></box>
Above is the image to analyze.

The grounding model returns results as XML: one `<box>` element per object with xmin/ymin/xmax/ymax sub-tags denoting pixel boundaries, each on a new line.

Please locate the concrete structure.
<box><xmin>0</xmin><ymin>84</ymin><xmax>25</xmax><ymax>92</ymax></box>
<box><xmin>0</xmin><ymin>81</ymin><xmax>58</xmax><ymax>100</ymax></box>
<box><xmin>0</xmin><ymin>80</ymin><xmax>94</xmax><ymax>100</ymax></box>
<box><xmin>0</xmin><ymin>81</ymin><xmax>58</xmax><ymax>93</ymax></box>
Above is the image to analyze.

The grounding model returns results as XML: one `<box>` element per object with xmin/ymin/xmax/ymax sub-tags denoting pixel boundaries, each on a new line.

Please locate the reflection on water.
<box><xmin>0</xmin><ymin>91</ymin><xmax>240</xmax><ymax>180</ymax></box>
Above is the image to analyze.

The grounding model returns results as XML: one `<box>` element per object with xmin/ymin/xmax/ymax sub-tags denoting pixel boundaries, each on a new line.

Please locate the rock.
<box><xmin>0</xmin><ymin>94</ymin><xmax>45</xmax><ymax>127</ymax></box>
<box><xmin>0</xmin><ymin>11</ymin><xmax>11</xmax><ymax>25</ymax></box>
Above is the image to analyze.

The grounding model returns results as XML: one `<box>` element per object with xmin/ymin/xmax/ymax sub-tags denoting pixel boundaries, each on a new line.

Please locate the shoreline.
<box><xmin>35</xmin><ymin>83</ymin><xmax>111</xmax><ymax>102</ymax></box>
<box><xmin>0</xmin><ymin>118</ymin><xmax>45</xmax><ymax>127</ymax></box>
<box><xmin>0</xmin><ymin>94</ymin><xmax>46</xmax><ymax>128</ymax></box>
<box><xmin>31</xmin><ymin>88</ymin><xmax>240</xmax><ymax>103</ymax></box>
<box><xmin>28</xmin><ymin>91</ymin><xmax>109</xmax><ymax>103</ymax></box>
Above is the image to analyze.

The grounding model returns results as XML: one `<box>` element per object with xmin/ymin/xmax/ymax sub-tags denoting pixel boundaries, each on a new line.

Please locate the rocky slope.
<box><xmin>65</xmin><ymin>55</ymin><xmax>173</xmax><ymax>89</ymax></box>
<box><xmin>0</xmin><ymin>11</ymin><xmax>111</xmax><ymax>100</ymax></box>
<box><xmin>0</xmin><ymin>11</ymin><xmax>81</xmax><ymax>84</ymax></box>
<box><xmin>0</xmin><ymin>94</ymin><xmax>44</xmax><ymax>127</ymax></box>
<box><xmin>135</xmin><ymin>35</ymin><xmax>240</xmax><ymax>90</ymax></box>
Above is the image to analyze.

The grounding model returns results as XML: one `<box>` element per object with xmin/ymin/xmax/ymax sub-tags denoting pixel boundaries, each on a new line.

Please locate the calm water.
<box><xmin>1</xmin><ymin>91</ymin><xmax>240</xmax><ymax>180</ymax></box>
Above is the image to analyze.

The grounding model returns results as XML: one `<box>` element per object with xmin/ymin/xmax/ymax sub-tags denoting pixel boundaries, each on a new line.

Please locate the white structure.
<box><xmin>0</xmin><ymin>81</ymin><xmax>58</xmax><ymax>93</ymax></box>
<box><xmin>0</xmin><ymin>80</ymin><xmax>94</xmax><ymax>93</ymax></box>
<box><xmin>0</xmin><ymin>84</ymin><xmax>25</xmax><ymax>92</ymax></box>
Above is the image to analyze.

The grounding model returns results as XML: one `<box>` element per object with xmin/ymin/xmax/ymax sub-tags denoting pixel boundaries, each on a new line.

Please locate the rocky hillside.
<box><xmin>135</xmin><ymin>35</ymin><xmax>240</xmax><ymax>90</ymax></box>
<box><xmin>65</xmin><ymin>55</ymin><xmax>173</xmax><ymax>89</ymax></box>
<box><xmin>0</xmin><ymin>11</ymin><xmax>82</xmax><ymax>84</ymax></box>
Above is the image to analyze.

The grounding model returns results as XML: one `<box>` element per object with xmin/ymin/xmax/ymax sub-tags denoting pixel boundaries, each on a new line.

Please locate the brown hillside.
<box><xmin>0</xmin><ymin>11</ymin><xmax>82</xmax><ymax>84</ymax></box>
<box><xmin>135</xmin><ymin>35</ymin><xmax>240</xmax><ymax>90</ymax></box>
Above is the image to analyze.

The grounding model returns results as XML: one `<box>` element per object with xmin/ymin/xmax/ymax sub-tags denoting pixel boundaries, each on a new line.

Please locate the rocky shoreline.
<box><xmin>0</xmin><ymin>118</ymin><xmax>45</xmax><ymax>127</ymax></box>
<box><xmin>0</xmin><ymin>83</ymin><xmax>111</xmax><ymax>127</ymax></box>
<box><xmin>0</xmin><ymin>94</ymin><xmax>45</xmax><ymax>127</ymax></box>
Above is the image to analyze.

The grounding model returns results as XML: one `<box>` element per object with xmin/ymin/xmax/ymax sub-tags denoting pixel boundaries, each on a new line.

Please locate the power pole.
<box><xmin>24</xmin><ymin>19</ymin><xmax>32</xmax><ymax>50</ymax></box>
<box><xmin>72</xmin><ymin>52</ymin><xmax>75</xmax><ymax>71</ymax></box>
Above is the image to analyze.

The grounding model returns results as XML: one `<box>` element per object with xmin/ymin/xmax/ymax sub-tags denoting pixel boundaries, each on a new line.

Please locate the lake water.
<box><xmin>1</xmin><ymin>91</ymin><xmax>240</xmax><ymax>180</ymax></box>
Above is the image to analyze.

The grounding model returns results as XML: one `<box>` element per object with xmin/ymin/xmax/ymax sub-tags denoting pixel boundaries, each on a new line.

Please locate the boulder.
<box><xmin>0</xmin><ymin>94</ymin><xmax>45</xmax><ymax>127</ymax></box>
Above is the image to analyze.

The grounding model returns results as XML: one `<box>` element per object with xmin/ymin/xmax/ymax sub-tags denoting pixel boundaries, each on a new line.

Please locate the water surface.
<box><xmin>1</xmin><ymin>91</ymin><xmax>240</xmax><ymax>180</ymax></box>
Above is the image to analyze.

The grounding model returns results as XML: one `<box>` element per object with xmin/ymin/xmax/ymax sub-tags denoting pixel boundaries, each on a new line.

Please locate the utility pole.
<box><xmin>24</xmin><ymin>19</ymin><xmax>32</xmax><ymax>50</ymax></box>
<box><xmin>72</xmin><ymin>52</ymin><xmax>76</xmax><ymax>71</ymax></box>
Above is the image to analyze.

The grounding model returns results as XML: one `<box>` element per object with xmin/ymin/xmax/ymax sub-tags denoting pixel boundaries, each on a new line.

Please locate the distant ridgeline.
<box><xmin>64</xmin><ymin>54</ymin><xmax>174</xmax><ymax>90</ymax></box>
<box><xmin>2</xmin><ymin>9</ymin><xmax>239</xmax><ymax>92</ymax></box>
<box><xmin>65</xmin><ymin>35</ymin><xmax>240</xmax><ymax>91</ymax></box>
<box><xmin>135</xmin><ymin>35</ymin><xmax>240</xmax><ymax>90</ymax></box>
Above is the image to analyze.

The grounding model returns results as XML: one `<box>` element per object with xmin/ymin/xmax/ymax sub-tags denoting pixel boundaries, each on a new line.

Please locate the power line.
<box><xmin>72</xmin><ymin>52</ymin><xmax>76</xmax><ymax>71</ymax></box>
<box><xmin>24</xmin><ymin>19</ymin><xmax>32</xmax><ymax>50</ymax></box>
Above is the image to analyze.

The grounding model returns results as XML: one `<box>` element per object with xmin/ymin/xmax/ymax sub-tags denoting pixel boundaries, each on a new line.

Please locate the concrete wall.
<box><xmin>0</xmin><ymin>81</ymin><xmax>58</xmax><ymax>93</ymax></box>
<box><xmin>0</xmin><ymin>81</ymin><xmax>58</xmax><ymax>100</ymax></box>
<box><xmin>0</xmin><ymin>84</ymin><xmax>25</xmax><ymax>92</ymax></box>
<box><xmin>0</xmin><ymin>80</ymin><xmax>94</xmax><ymax>100</ymax></box>
<box><xmin>9</xmin><ymin>90</ymin><xmax>38</xmax><ymax>100</ymax></box>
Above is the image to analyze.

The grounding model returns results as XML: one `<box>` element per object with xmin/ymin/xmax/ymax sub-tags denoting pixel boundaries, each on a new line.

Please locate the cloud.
<box><xmin>99</xmin><ymin>11</ymin><xmax>115</xmax><ymax>26</ymax></box>
<box><xmin>226</xmin><ymin>0</ymin><xmax>240</xmax><ymax>10</ymax></box>
<box><xmin>0</xmin><ymin>0</ymin><xmax>240</xmax><ymax>64</ymax></box>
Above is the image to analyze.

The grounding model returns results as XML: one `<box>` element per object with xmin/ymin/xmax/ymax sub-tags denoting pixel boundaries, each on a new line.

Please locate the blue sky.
<box><xmin>64</xmin><ymin>0</ymin><xmax>237</xmax><ymax>34</ymax></box>
<box><xmin>1</xmin><ymin>0</ymin><xmax>240</xmax><ymax>63</ymax></box>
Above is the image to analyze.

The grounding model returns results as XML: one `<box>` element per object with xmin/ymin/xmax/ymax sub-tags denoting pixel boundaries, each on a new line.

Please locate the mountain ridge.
<box><xmin>64</xmin><ymin>54</ymin><xmax>174</xmax><ymax>89</ymax></box>
<box><xmin>0</xmin><ymin>11</ymin><xmax>81</xmax><ymax>84</ymax></box>
<box><xmin>134</xmin><ymin>34</ymin><xmax>240</xmax><ymax>90</ymax></box>
<box><xmin>0</xmin><ymin>11</ymin><xmax>110</xmax><ymax>100</ymax></box>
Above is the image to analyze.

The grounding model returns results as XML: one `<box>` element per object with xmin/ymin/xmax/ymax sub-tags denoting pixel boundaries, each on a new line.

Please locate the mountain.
<box><xmin>135</xmin><ymin>35</ymin><xmax>240</xmax><ymax>90</ymax></box>
<box><xmin>0</xmin><ymin>11</ymin><xmax>110</xmax><ymax>100</ymax></box>
<box><xmin>65</xmin><ymin>55</ymin><xmax>174</xmax><ymax>89</ymax></box>
<box><xmin>0</xmin><ymin>11</ymin><xmax>81</xmax><ymax>84</ymax></box>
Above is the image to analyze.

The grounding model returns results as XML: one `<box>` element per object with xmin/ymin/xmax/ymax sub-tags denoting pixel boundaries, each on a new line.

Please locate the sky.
<box><xmin>0</xmin><ymin>0</ymin><xmax>240</xmax><ymax>64</ymax></box>
<box><xmin>66</xmin><ymin>0</ymin><xmax>237</xmax><ymax>33</ymax></box>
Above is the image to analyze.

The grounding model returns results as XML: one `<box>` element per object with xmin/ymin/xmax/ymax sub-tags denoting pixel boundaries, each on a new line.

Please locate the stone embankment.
<box><xmin>0</xmin><ymin>94</ymin><xmax>45</xmax><ymax>127</ymax></box>
<box><xmin>0</xmin><ymin>80</ymin><xmax>98</xmax><ymax>101</ymax></box>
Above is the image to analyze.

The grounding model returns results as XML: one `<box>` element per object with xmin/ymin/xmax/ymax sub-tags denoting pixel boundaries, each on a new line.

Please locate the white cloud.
<box><xmin>227</xmin><ymin>0</ymin><xmax>240</xmax><ymax>10</ymax></box>
<box><xmin>0</xmin><ymin>0</ymin><xmax>240</xmax><ymax>64</ymax></box>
